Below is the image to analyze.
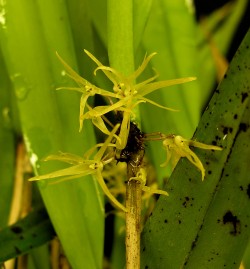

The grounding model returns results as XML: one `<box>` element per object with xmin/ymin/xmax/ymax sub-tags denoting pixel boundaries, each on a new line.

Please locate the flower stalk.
<box><xmin>125</xmin><ymin>178</ymin><xmax>142</xmax><ymax>269</ymax></box>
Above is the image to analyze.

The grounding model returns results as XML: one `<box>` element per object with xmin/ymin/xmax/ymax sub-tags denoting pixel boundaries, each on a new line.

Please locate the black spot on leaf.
<box><xmin>212</xmin><ymin>140</ymin><xmax>217</xmax><ymax>146</ymax></box>
<box><xmin>182</xmin><ymin>196</ymin><xmax>191</xmax><ymax>208</ymax></box>
<box><xmin>247</xmin><ymin>184</ymin><xmax>250</xmax><ymax>199</ymax></box>
<box><xmin>223</xmin><ymin>211</ymin><xmax>241</xmax><ymax>235</ymax></box>
<box><xmin>215</xmin><ymin>135</ymin><xmax>220</xmax><ymax>141</ymax></box>
<box><xmin>241</xmin><ymin>92</ymin><xmax>248</xmax><ymax>103</ymax></box>
<box><xmin>222</xmin><ymin>126</ymin><xmax>233</xmax><ymax>135</ymax></box>
<box><xmin>14</xmin><ymin>246</ymin><xmax>22</xmax><ymax>254</ymax></box>
<box><xmin>239</xmin><ymin>123</ymin><xmax>249</xmax><ymax>132</ymax></box>
<box><xmin>11</xmin><ymin>226</ymin><xmax>23</xmax><ymax>234</ymax></box>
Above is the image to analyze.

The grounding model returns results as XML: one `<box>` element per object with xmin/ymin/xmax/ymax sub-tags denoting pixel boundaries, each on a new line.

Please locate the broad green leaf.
<box><xmin>141</xmin><ymin>27</ymin><xmax>250</xmax><ymax>269</ymax></box>
<box><xmin>0</xmin><ymin>1</ymin><xmax>103</xmax><ymax>268</ymax></box>
<box><xmin>185</xmin><ymin>99</ymin><xmax>250</xmax><ymax>268</ymax></box>
<box><xmin>85</xmin><ymin>0</ymin><xmax>108</xmax><ymax>48</ymax></box>
<box><xmin>65</xmin><ymin>0</ymin><xmax>95</xmax><ymax>79</ymax></box>
<box><xmin>0</xmin><ymin>50</ymin><xmax>15</xmax><ymax>229</ymax></box>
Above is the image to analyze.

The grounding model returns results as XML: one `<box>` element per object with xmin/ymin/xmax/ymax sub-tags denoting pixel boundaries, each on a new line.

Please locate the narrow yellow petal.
<box><xmin>160</xmin><ymin>148</ymin><xmax>172</xmax><ymax>167</ymax></box>
<box><xmin>134</xmin><ymin>72</ymin><xmax>159</xmax><ymax>91</ymax></box>
<box><xmin>116</xmin><ymin>111</ymin><xmax>130</xmax><ymax>150</ymax></box>
<box><xmin>91</xmin><ymin>116</ymin><xmax>113</xmax><ymax>137</ymax></box>
<box><xmin>95</xmin><ymin>124</ymin><xmax>120</xmax><ymax>161</ymax></box>
<box><xmin>128</xmin><ymin>52</ymin><xmax>157</xmax><ymax>81</ymax></box>
<box><xmin>29</xmin><ymin>164</ymin><xmax>94</xmax><ymax>182</ymax></box>
<box><xmin>185</xmin><ymin>150</ymin><xmax>205</xmax><ymax>181</ymax></box>
<box><xmin>139</xmin><ymin>96</ymin><xmax>178</xmax><ymax>112</ymax></box>
<box><xmin>56</xmin><ymin>52</ymin><xmax>90</xmax><ymax>88</ymax></box>
<box><xmin>56</xmin><ymin>87</ymin><xmax>85</xmax><ymax>93</ymax></box>
<box><xmin>142</xmin><ymin>185</ymin><xmax>169</xmax><ymax>196</ymax></box>
<box><xmin>44</xmin><ymin>152</ymin><xmax>85</xmax><ymax>165</ymax></box>
<box><xmin>79</xmin><ymin>94</ymin><xmax>89</xmax><ymax>132</ymax></box>
<box><xmin>94</xmin><ymin>66</ymin><xmax>125</xmax><ymax>85</ymax></box>
<box><xmin>94</xmin><ymin>170</ymin><xmax>127</xmax><ymax>212</ymax></box>
<box><xmin>84</xmin><ymin>49</ymin><xmax>120</xmax><ymax>86</ymax></box>
<box><xmin>189</xmin><ymin>140</ymin><xmax>222</xmax><ymax>151</ymax></box>
<box><xmin>139</xmin><ymin>77</ymin><xmax>197</xmax><ymax>97</ymax></box>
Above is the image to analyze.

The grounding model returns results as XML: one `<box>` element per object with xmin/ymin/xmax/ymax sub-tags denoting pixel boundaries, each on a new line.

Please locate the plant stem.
<box><xmin>125</xmin><ymin>168</ymin><xmax>142</xmax><ymax>269</ymax></box>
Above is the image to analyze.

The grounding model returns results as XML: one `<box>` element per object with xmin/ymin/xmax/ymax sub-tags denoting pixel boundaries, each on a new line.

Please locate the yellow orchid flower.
<box><xmin>161</xmin><ymin>135</ymin><xmax>222</xmax><ymax>180</ymax></box>
<box><xmin>29</xmin><ymin>124</ymin><xmax>127</xmax><ymax>212</ymax></box>
<box><xmin>57</xmin><ymin>50</ymin><xmax>196</xmax><ymax>151</ymax></box>
<box><xmin>84</xmin><ymin>50</ymin><xmax>196</xmax><ymax>150</ymax></box>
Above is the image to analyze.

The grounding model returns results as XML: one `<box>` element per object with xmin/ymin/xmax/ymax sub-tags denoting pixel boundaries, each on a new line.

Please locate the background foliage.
<box><xmin>0</xmin><ymin>0</ymin><xmax>249</xmax><ymax>268</ymax></box>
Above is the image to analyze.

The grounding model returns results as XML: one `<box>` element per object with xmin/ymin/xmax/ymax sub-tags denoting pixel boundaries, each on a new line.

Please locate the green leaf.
<box><xmin>0</xmin><ymin>1</ymin><xmax>104</xmax><ymax>268</ymax></box>
<box><xmin>243</xmin><ymin>241</ymin><xmax>250</xmax><ymax>268</ymax></box>
<box><xmin>0</xmin><ymin>50</ymin><xmax>15</xmax><ymax>228</ymax></box>
<box><xmin>141</xmin><ymin>27</ymin><xmax>250</xmax><ymax>268</ymax></box>
<box><xmin>0</xmin><ymin>207</ymin><xmax>55</xmax><ymax>262</ymax></box>
<box><xmin>107</xmin><ymin>0</ymin><xmax>134</xmax><ymax>76</ymax></box>
<box><xmin>133</xmin><ymin>0</ymin><xmax>153</xmax><ymax>51</ymax></box>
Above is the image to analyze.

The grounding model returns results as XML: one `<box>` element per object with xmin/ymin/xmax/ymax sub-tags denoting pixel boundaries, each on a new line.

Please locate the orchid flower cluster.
<box><xmin>29</xmin><ymin>50</ymin><xmax>222</xmax><ymax>212</ymax></box>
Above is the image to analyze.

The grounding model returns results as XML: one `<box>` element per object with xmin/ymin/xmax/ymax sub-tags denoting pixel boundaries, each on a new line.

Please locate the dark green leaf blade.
<box><xmin>0</xmin><ymin>207</ymin><xmax>55</xmax><ymax>262</ymax></box>
<box><xmin>141</xmin><ymin>27</ymin><xmax>250</xmax><ymax>269</ymax></box>
<box><xmin>185</xmin><ymin>97</ymin><xmax>250</xmax><ymax>268</ymax></box>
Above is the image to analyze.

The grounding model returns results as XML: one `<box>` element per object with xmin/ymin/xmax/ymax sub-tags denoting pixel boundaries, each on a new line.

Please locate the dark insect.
<box><xmin>116</xmin><ymin>121</ymin><xmax>145</xmax><ymax>167</ymax></box>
